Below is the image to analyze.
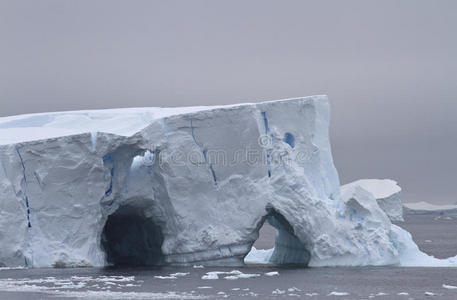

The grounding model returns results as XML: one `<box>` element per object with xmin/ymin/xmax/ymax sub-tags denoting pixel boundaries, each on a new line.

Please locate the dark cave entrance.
<box><xmin>101</xmin><ymin>205</ymin><xmax>164</xmax><ymax>266</ymax></box>
<box><xmin>250</xmin><ymin>209</ymin><xmax>311</xmax><ymax>266</ymax></box>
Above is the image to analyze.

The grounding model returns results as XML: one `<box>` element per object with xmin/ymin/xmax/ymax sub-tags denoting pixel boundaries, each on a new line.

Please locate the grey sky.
<box><xmin>1</xmin><ymin>0</ymin><xmax>456</xmax><ymax>204</ymax></box>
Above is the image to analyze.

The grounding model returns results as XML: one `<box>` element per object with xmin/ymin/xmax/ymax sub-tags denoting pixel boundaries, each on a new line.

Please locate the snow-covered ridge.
<box><xmin>0</xmin><ymin>106</ymin><xmax>210</xmax><ymax>145</ymax></box>
<box><xmin>0</xmin><ymin>96</ymin><xmax>320</xmax><ymax>145</ymax></box>
<box><xmin>1</xmin><ymin>95</ymin><xmax>456</xmax><ymax>268</ymax></box>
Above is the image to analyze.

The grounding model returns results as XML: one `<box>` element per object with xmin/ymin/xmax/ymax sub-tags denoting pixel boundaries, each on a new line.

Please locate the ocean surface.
<box><xmin>1</xmin><ymin>211</ymin><xmax>457</xmax><ymax>300</ymax></box>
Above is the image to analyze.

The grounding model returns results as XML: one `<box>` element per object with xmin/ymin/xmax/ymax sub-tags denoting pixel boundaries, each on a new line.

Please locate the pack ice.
<box><xmin>0</xmin><ymin>96</ymin><xmax>456</xmax><ymax>268</ymax></box>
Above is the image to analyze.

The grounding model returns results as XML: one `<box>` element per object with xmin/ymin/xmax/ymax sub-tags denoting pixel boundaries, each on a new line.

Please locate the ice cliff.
<box><xmin>0</xmin><ymin>96</ymin><xmax>456</xmax><ymax>268</ymax></box>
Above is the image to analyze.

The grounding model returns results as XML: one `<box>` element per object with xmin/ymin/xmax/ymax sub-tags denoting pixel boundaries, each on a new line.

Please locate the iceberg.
<box><xmin>403</xmin><ymin>201</ymin><xmax>457</xmax><ymax>212</ymax></box>
<box><xmin>341</xmin><ymin>179</ymin><xmax>403</xmax><ymax>222</ymax></box>
<box><xmin>0</xmin><ymin>95</ymin><xmax>455</xmax><ymax>268</ymax></box>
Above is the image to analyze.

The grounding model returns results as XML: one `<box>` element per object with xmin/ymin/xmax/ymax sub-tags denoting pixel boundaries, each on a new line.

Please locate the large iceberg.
<box><xmin>0</xmin><ymin>95</ymin><xmax>455</xmax><ymax>268</ymax></box>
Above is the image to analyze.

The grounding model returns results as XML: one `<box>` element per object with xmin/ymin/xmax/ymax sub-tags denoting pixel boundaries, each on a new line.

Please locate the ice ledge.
<box><xmin>0</xmin><ymin>95</ymin><xmax>327</xmax><ymax>146</ymax></box>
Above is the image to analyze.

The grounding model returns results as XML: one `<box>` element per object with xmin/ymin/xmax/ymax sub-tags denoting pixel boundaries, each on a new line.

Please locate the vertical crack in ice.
<box><xmin>261</xmin><ymin>112</ymin><xmax>272</xmax><ymax>177</ymax></box>
<box><xmin>190</xmin><ymin>118</ymin><xmax>218</xmax><ymax>186</ymax></box>
<box><xmin>102</xmin><ymin>154</ymin><xmax>114</xmax><ymax>199</ymax></box>
<box><xmin>202</xmin><ymin>149</ymin><xmax>218</xmax><ymax>186</ymax></box>
<box><xmin>15</xmin><ymin>146</ymin><xmax>31</xmax><ymax>228</ymax></box>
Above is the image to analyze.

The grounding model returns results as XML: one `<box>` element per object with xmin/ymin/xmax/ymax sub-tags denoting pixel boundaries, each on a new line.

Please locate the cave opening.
<box><xmin>246</xmin><ymin>209</ymin><xmax>310</xmax><ymax>266</ymax></box>
<box><xmin>101</xmin><ymin>205</ymin><xmax>164</xmax><ymax>267</ymax></box>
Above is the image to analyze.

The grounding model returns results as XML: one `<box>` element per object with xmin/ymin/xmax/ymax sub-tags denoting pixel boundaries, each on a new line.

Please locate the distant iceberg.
<box><xmin>404</xmin><ymin>201</ymin><xmax>457</xmax><ymax>212</ymax></box>
<box><xmin>0</xmin><ymin>95</ymin><xmax>456</xmax><ymax>268</ymax></box>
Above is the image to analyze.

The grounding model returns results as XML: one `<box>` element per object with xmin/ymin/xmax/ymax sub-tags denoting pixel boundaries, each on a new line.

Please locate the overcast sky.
<box><xmin>1</xmin><ymin>0</ymin><xmax>456</xmax><ymax>204</ymax></box>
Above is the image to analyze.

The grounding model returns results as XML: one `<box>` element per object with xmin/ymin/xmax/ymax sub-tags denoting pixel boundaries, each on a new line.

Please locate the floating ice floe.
<box><xmin>443</xmin><ymin>284</ymin><xmax>457</xmax><ymax>289</ymax></box>
<box><xmin>328</xmin><ymin>291</ymin><xmax>349</xmax><ymax>296</ymax></box>
<box><xmin>272</xmin><ymin>289</ymin><xmax>286</xmax><ymax>294</ymax></box>
<box><xmin>264</xmin><ymin>271</ymin><xmax>279</xmax><ymax>277</ymax></box>
<box><xmin>0</xmin><ymin>275</ymin><xmax>205</xmax><ymax>299</ymax></box>
<box><xmin>305</xmin><ymin>292</ymin><xmax>319</xmax><ymax>297</ymax></box>
<box><xmin>153</xmin><ymin>275</ymin><xmax>177</xmax><ymax>280</ymax></box>
<box><xmin>201</xmin><ymin>270</ymin><xmax>260</xmax><ymax>280</ymax></box>
<box><xmin>169</xmin><ymin>272</ymin><xmax>189</xmax><ymax>277</ymax></box>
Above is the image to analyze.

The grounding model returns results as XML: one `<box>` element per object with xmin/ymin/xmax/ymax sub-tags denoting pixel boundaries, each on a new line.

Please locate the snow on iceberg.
<box><xmin>0</xmin><ymin>95</ymin><xmax>455</xmax><ymax>268</ymax></box>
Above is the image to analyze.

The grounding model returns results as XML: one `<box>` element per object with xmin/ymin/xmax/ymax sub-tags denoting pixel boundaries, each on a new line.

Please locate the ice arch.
<box><xmin>268</xmin><ymin>210</ymin><xmax>310</xmax><ymax>265</ymax></box>
<box><xmin>245</xmin><ymin>208</ymin><xmax>310</xmax><ymax>266</ymax></box>
<box><xmin>101</xmin><ymin>204</ymin><xmax>164</xmax><ymax>266</ymax></box>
